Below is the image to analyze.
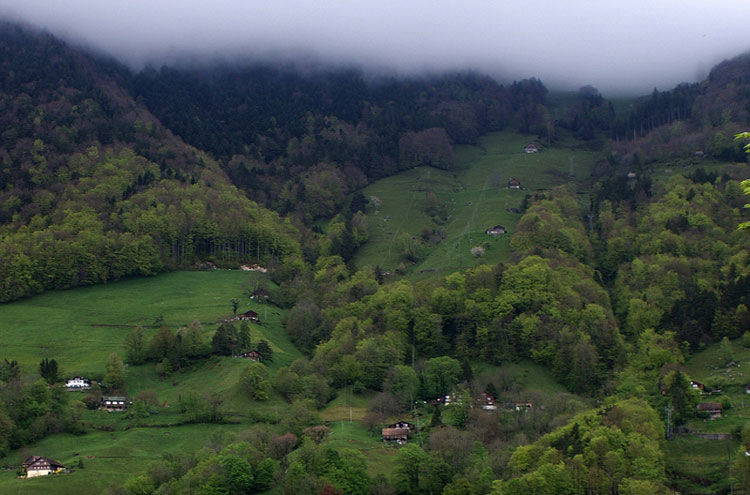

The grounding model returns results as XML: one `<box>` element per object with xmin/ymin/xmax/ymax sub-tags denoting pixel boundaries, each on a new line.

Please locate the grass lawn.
<box><xmin>326</xmin><ymin>421</ymin><xmax>399</xmax><ymax>478</ymax></box>
<box><xmin>682</xmin><ymin>337</ymin><xmax>750</xmax><ymax>434</ymax></box>
<box><xmin>0</xmin><ymin>423</ymin><xmax>248</xmax><ymax>495</ymax></box>
<box><xmin>474</xmin><ymin>358</ymin><xmax>575</xmax><ymax>396</ymax></box>
<box><xmin>0</xmin><ymin>270</ymin><xmax>298</xmax><ymax>376</ymax></box>
<box><xmin>353</xmin><ymin>131</ymin><xmax>600</xmax><ymax>279</ymax></box>
<box><xmin>664</xmin><ymin>436</ymin><xmax>740</xmax><ymax>495</ymax></box>
<box><xmin>0</xmin><ymin>270</ymin><xmax>306</xmax><ymax>493</ymax></box>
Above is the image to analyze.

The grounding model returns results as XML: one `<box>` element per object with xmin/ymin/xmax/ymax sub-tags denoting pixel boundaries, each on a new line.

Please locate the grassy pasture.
<box><xmin>683</xmin><ymin>337</ymin><xmax>750</xmax><ymax>433</ymax></box>
<box><xmin>0</xmin><ymin>270</ymin><xmax>294</xmax><ymax>374</ymax></box>
<box><xmin>664</xmin><ymin>436</ymin><xmax>738</xmax><ymax>495</ymax></box>
<box><xmin>0</xmin><ymin>423</ymin><xmax>247</xmax><ymax>495</ymax></box>
<box><xmin>664</xmin><ymin>338</ymin><xmax>750</xmax><ymax>493</ymax></box>
<box><xmin>353</xmin><ymin>131</ymin><xmax>600</xmax><ymax>279</ymax></box>
<box><xmin>0</xmin><ymin>270</ymin><xmax>305</xmax><ymax>493</ymax></box>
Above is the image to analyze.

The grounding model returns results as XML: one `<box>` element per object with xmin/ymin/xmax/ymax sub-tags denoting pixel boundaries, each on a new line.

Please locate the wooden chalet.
<box><xmin>238</xmin><ymin>350</ymin><xmax>260</xmax><ymax>361</ymax></box>
<box><xmin>236</xmin><ymin>310</ymin><xmax>259</xmax><ymax>323</ymax></box>
<box><xmin>388</xmin><ymin>421</ymin><xmax>416</xmax><ymax>431</ymax></box>
<box><xmin>101</xmin><ymin>396</ymin><xmax>128</xmax><ymax>411</ymax></box>
<box><xmin>251</xmin><ymin>288</ymin><xmax>270</xmax><ymax>301</ymax></box>
<box><xmin>23</xmin><ymin>456</ymin><xmax>65</xmax><ymax>478</ymax></box>
<box><xmin>697</xmin><ymin>402</ymin><xmax>722</xmax><ymax>420</ymax></box>
<box><xmin>524</xmin><ymin>143</ymin><xmax>538</xmax><ymax>153</ymax></box>
<box><xmin>508</xmin><ymin>178</ymin><xmax>521</xmax><ymax>189</ymax></box>
<box><xmin>382</xmin><ymin>427</ymin><xmax>409</xmax><ymax>444</ymax></box>
<box><xmin>485</xmin><ymin>225</ymin><xmax>507</xmax><ymax>236</ymax></box>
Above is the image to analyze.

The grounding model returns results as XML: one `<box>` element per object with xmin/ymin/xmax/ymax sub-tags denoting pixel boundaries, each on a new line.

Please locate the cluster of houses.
<box><xmin>64</xmin><ymin>376</ymin><xmax>129</xmax><ymax>411</ymax></box>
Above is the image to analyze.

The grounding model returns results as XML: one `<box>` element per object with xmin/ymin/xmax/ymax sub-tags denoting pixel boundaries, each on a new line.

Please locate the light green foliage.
<box><xmin>123</xmin><ymin>475</ymin><xmax>154</xmax><ymax>495</ymax></box>
<box><xmin>239</xmin><ymin>361</ymin><xmax>271</xmax><ymax>401</ymax></box>
<box><xmin>385</xmin><ymin>365</ymin><xmax>420</xmax><ymax>409</ymax></box>
<box><xmin>423</xmin><ymin>356</ymin><xmax>462</xmax><ymax>398</ymax></box>
<box><xmin>392</xmin><ymin>443</ymin><xmax>429</xmax><ymax>495</ymax></box>
<box><xmin>104</xmin><ymin>352</ymin><xmax>126</xmax><ymax>391</ymax></box>
<box><xmin>511</xmin><ymin>185</ymin><xmax>592</xmax><ymax>262</ymax></box>
<box><xmin>123</xmin><ymin>327</ymin><xmax>147</xmax><ymax>365</ymax></box>
<box><xmin>496</xmin><ymin>398</ymin><xmax>666</xmax><ymax>495</ymax></box>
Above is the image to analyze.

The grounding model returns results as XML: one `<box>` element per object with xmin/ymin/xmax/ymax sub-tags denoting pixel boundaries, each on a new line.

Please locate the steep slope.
<box><xmin>0</xmin><ymin>22</ymin><xmax>302</xmax><ymax>302</ymax></box>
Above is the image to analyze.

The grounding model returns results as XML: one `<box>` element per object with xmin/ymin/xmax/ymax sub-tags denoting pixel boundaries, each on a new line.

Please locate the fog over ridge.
<box><xmin>2</xmin><ymin>0</ymin><xmax>750</xmax><ymax>95</ymax></box>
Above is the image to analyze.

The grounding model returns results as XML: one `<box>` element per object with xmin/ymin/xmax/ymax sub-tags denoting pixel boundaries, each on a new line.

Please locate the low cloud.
<box><xmin>2</xmin><ymin>0</ymin><xmax>749</xmax><ymax>95</ymax></box>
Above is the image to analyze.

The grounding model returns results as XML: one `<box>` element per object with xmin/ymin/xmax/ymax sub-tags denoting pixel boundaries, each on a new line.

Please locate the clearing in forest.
<box><xmin>353</xmin><ymin>131</ymin><xmax>600</xmax><ymax>279</ymax></box>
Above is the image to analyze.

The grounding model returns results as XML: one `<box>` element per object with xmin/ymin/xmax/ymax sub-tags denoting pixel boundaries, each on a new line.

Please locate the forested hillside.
<box><xmin>2</xmin><ymin>19</ymin><xmax>750</xmax><ymax>495</ymax></box>
<box><xmin>611</xmin><ymin>53</ymin><xmax>750</xmax><ymax>164</ymax></box>
<box><xmin>0</xmin><ymin>23</ymin><xmax>304</xmax><ymax>302</ymax></box>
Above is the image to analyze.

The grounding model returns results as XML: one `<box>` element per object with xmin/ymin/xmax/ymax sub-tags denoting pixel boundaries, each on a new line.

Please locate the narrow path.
<box><xmin>449</xmin><ymin>172</ymin><xmax>491</xmax><ymax>265</ymax></box>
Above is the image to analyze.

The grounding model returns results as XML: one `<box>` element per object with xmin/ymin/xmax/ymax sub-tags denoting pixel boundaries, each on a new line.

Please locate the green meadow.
<box><xmin>662</xmin><ymin>338</ymin><xmax>750</xmax><ymax>493</ymax></box>
<box><xmin>0</xmin><ymin>270</ymin><xmax>293</xmax><ymax>373</ymax></box>
<box><xmin>0</xmin><ymin>270</ymin><xmax>306</xmax><ymax>493</ymax></box>
<box><xmin>353</xmin><ymin>131</ymin><xmax>601</xmax><ymax>278</ymax></box>
<box><xmin>0</xmin><ymin>423</ymin><xmax>248</xmax><ymax>494</ymax></box>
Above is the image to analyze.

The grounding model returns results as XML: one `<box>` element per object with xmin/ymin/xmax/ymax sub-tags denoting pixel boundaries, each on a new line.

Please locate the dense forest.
<box><xmin>2</xmin><ymin>19</ymin><xmax>750</xmax><ymax>495</ymax></box>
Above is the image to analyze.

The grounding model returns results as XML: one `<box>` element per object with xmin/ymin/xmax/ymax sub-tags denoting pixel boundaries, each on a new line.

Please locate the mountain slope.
<box><xmin>0</xmin><ymin>22</ymin><xmax>302</xmax><ymax>302</ymax></box>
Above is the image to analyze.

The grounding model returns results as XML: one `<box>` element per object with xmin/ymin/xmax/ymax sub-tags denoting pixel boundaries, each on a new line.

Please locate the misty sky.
<box><xmin>2</xmin><ymin>0</ymin><xmax>750</xmax><ymax>95</ymax></box>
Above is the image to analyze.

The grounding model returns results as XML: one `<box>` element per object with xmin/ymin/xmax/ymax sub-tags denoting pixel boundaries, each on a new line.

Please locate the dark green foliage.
<box><xmin>238</xmin><ymin>322</ymin><xmax>252</xmax><ymax>352</ymax></box>
<box><xmin>212</xmin><ymin>323</ymin><xmax>238</xmax><ymax>356</ymax></box>
<box><xmin>39</xmin><ymin>357</ymin><xmax>58</xmax><ymax>384</ymax></box>
<box><xmin>256</xmin><ymin>339</ymin><xmax>273</xmax><ymax>363</ymax></box>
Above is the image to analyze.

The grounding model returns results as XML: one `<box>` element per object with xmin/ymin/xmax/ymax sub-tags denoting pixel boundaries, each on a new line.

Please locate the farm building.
<box><xmin>238</xmin><ymin>350</ymin><xmax>260</xmax><ymax>361</ymax></box>
<box><xmin>251</xmin><ymin>288</ymin><xmax>270</xmax><ymax>301</ymax></box>
<box><xmin>524</xmin><ymin>143</ymin><xmax>538</xmax><ymax>153</ymax></box>
<box><xmin>236</xmin><ymin>310</ymin><xmax>259</xmax><ymax>322</ymax></box>
<box><xmin>382</xmin><ymin>427</ymin><xmax>409</xmax><ymax>444</ymax></box>
<box><xmin>101</xmin><ymin>396</ymin><xmax>128</xmax><ymax>411</ymax></box>
<box><xmin>486</xmin><ymin>225</ymin><xmax>507</xmax><ymax>235</ymax></box>
<box><xmin>388</xmin><ymin>421</ymin><xmax>416</xmax><ymax>431</ymax></box>
<box><xmin>690</xmin><ymin>381</ymin><xmax>706</xmax><ymax>393</ymax></box>
<box><xmin>479</xmin><ymin>393</ymin><xmax>497</xmax><ymax>411</ymax></box>
<box><xmin>696</xmin><ymin>402</ymin><xmax>722</xmax><ymax>420</ymax></box>
<box><xmin>23</xmin><ymin>456</ymin><xmax>65</xmax><ymax>478</ymax></box>
<box><xmin>508</xmin><ymin>178</ymin><xmax>521</xmax><ymax>189</ymax></box>
<box><xmin>65</xmin><ymin>377</ymin><xmax>91</xmax><ymax>390</ymax></box>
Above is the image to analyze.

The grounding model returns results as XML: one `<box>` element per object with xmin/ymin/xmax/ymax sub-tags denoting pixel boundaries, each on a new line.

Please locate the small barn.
<box><xmin>524</xmin><ymin>143</ymin><xmax>538</xmax><ymax>153</ymax></box>
<box><xmin>237</xmin><ymin>310</ymin><xmax>259</xmax><ymax>323</ymax></box>
<box><xmin>23</xmin><ymin>456</ymin><xmax>65</xmax><ymax>478</ymax></box>
<box><xmin>388</xmin><ymin>421</ymin><xmax>416</xmax><ymax>431</ymax></box>
<box><xmin>486</xmin><ymin>225</ymin><xmax>507</xmax><ymax>235</ymax></box>
<box><xmin>697</xmin><ymin>402</ymin><xmax>722</xmax><ymax>420</ymax></box>
<box><xmin>508</xmin><ymin>178</ymin><xmax>521</xmax><ymax>189</ymax></box>
<box><xmin>251</xmin><ymin>288</ymin><xmax>270</xmax><ymax>302</ymax></box>
<box><xmin>382</xmin><ymin>427</ymin><xmax>409</xmax><ymax>444</ymax></box>
<box><xmin>238</xmin><ymin>350</ymin><xmax>260</xmax><ymax>361</ymax></box>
